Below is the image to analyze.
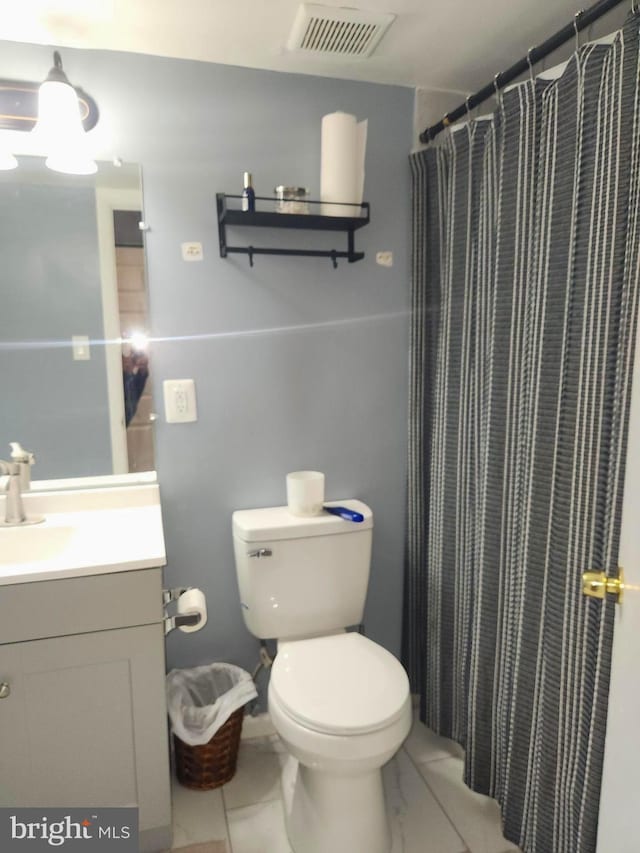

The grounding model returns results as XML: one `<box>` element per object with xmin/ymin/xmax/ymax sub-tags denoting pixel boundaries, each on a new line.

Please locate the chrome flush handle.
<box><xmin>248</xmin><ymin>548</ymin><xmax>272</xmax><ymax>558</ymax></box>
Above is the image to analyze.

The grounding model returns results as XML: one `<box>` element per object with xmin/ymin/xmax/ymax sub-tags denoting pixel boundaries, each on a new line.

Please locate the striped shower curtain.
<box><xmin>404</xmin><ymin>14</ymin><xmax>640</xmax><ymax>853</ymax></box>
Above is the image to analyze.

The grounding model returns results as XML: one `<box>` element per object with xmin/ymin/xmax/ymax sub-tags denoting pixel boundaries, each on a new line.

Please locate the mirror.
<box><xmin>0</xmin><ymin>156</ymin><xmax>155</xmax><ymax>482</ymax></box>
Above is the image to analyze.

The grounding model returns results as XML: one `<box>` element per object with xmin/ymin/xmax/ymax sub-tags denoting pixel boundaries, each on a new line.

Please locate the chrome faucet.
<box><xmin>0</xmin><ymin>460</ymin><xmax>27</xmax><ymax>524</ymax></box>
<box><xmin>0</xmin><ymin>443</ymin><xmax>43</xmax><ymax>527</ymax></box>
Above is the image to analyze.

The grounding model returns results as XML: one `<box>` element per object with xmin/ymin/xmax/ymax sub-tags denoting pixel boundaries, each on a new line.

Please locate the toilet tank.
<box><xmin>232</xmin><ymin>500</ymin><xmax>373</xmax><ymax>640</ymax></box>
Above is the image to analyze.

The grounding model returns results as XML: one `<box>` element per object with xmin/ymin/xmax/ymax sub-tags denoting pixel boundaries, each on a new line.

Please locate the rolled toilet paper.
<box><xmin>176</xmin><ymin>587</ymin><xmax>207</xmax><ymax>633</ymax></box>
<box><xmin>320</xmin><ymin>111</ymin><xmax>368</xmax><ymax>217</ymax></box>
<box><xmin>286</xmin><ymin>470</ymin><xmax>325</xmax><ymax>517</ymax></box>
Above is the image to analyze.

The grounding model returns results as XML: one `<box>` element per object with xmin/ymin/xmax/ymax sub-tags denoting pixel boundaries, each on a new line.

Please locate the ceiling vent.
<box><xmin>287</xmin><ymin>4</ymin><xmax>395</xmax><ymax>59</ymax></box>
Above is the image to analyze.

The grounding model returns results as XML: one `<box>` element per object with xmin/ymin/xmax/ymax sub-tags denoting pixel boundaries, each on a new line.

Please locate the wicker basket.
<box><xmin>174</xmin><ymin>707</ymin><xmax>244</xmax><ymax>790</ymax></box>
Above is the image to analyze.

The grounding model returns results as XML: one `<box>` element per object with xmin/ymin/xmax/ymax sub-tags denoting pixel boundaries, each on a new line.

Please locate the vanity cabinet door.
<box><xmin>0</xmin><ymin>623</ymin><xmax>171</xmax><ymax>836</ymax></box>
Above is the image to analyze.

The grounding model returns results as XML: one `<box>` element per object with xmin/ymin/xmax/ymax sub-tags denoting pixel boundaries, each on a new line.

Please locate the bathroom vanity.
<box><xmin>0</xmin><ymin>483</ymin><xmax>172</xmax><ymax>852</ymax></box>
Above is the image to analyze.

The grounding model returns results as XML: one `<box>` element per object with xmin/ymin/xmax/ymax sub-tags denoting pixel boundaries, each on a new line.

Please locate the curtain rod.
<box><xmin>419</xmin><ymin>0</ymin><xmax>630</xmax><ymax>144</ymax></box>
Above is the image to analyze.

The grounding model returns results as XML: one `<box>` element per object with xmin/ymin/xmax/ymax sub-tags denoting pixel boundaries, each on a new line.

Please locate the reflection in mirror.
<box><xmin>0</xmin><ymin>157</ymin><xmax>155</xmax><ymax>482</ymax></box>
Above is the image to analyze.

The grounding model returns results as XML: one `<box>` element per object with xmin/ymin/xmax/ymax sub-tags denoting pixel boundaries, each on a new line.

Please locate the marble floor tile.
<box><xmin>171</xmin><ymin>715</ymin><xmax>520</xmax><ymax>853</ymax></box>
<box><xmin>221</xmin><ymin>736</ymin><xmax>284</xmax><ymax>810</ymax></box>
<box><xmin>262</xmin><ymin>732</ymin><xmax>288</xmax><ymax>754</ymax></box>
<box><xmin>241</xmin><ymin>712</ymin><xmax>276</xmax><ymax>740</ymax></box>
<box><xmin>170</xmin><ymin>776</ymin><xmax>230</xmax><ymax>850</ymax></box>
<box><xmin>226</xmin><ymin>799</ymin><xmax>293</xmax><ymax>853</ymax></box>
<box><xmin>403</xmin><ymin>716</ymin><xmax>465</xmax><ymax>765</ymax></box>
<box><xmin>383</xmin><ymin>748</ymin><xmax>467</xmax><ymax>853</ymax></box>
<box><xmin>416</xmin><ymin>757</ymin><xmax>520</xmax><ymax>853</ymax></box>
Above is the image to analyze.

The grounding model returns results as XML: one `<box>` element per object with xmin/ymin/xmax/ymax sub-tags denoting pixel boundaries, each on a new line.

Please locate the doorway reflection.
<box><xmin>114</xmin><ymin>211</ymin><xmax>154</xmax><ymax>473</ymax></box>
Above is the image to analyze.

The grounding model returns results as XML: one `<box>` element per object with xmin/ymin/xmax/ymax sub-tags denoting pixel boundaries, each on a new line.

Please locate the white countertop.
<box><xmin>0</xmin><ymin>483</ymin><xmax>166</xmax><ymax>586</ymax></box>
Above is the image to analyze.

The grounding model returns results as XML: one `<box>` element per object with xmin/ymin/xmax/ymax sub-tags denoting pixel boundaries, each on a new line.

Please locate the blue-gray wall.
<box><xmin>0</xmin><ymin>179</ymin><xmax>112</xmax><ymax>478</ymax></box>
<box><xmin>2</xmin><ymin>42</ymin><xmax>413</xmax><ymax>687</ymax></box>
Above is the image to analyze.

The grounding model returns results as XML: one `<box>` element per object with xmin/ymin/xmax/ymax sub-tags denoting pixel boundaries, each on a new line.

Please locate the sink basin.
<box><xmin>0</xmin><ymin>524</ymin><xmax>75</xmax><ymax>565</ymax></box>
<box><xmin>0</xmin><ymin>483</ymin><xmax>166</xmax><ymax>585</ymax></box>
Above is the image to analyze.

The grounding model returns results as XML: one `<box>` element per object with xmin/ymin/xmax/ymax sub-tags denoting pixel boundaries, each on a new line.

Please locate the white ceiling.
<box><xmin>0</xmin><ymin>0</ymin><xmax>630</xmax><ymax>93</ymax></box>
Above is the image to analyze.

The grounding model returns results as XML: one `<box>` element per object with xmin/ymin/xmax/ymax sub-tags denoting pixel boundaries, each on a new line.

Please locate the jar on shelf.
<box><xmin>274</xmin><ymin>186</ymin><xmax>310</xmax><ymax>214</ymax></box>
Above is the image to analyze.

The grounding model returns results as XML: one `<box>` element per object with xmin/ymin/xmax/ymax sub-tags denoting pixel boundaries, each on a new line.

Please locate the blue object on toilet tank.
<box><xmin>324</xmin><ymin>505</ymin><xmax>364</xmax><ymax>523</ymax></box>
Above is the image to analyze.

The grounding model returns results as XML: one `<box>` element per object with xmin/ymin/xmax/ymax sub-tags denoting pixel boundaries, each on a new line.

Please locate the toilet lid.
<box><xmin>270</xmin><ymin>632</ymin><xmax>410</xmax><ymax>736</ymax></box>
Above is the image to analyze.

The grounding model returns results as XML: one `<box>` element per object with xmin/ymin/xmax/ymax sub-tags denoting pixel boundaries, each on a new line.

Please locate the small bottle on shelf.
<box><xmin>242</xmin><ymin>172</ymin><xmax>255</xmax><ymax>212</ymax></box>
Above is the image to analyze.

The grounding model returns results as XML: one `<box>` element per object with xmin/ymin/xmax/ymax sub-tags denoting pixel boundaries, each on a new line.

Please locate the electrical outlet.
<box><xmin>175</xmin><ymin>388</ymin><xmax>188</xmax><ymax>415</ymax></box>
<box><xmin>181</xmin><ymin>242</ymin><xmax>203</xmax><ymax>261</ymax></box>
<box><xmin>376</xmin><ymin>251</ymin><xmax>393</xmax><ymax>267</ymax></box>
<box><xmin>163</xmin><ymin>379</ymin><xmax>198</xmax><ymax>423</ymax></box>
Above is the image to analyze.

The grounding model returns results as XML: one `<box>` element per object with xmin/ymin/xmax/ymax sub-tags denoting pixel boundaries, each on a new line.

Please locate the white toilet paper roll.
<box><xmin>320</xmin><ymin>111</ymin><xmax>368</xmax><ymax>217</ymax></box>
<box><xmin>286</xmin><ymin>470</ymin><xmax>325</xmax><ymax>517</ymax></box>
<box><xmin>176</xmin><ymin>588</ymin><xmax>207</xmax><ymax>633</ymax></box>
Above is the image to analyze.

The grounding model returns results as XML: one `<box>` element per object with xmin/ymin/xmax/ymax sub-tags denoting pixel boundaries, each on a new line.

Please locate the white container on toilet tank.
<box><xmin>232</xmin><ymin>498</ymin><xmax>410</xmax><ymax>853</ymax></box>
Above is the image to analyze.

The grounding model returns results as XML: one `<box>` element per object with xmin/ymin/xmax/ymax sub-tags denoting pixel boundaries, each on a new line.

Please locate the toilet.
<box><xmin>232</xmin><ymin>499</ymin><xmax>411</xmax><ymax>853</ymax></box>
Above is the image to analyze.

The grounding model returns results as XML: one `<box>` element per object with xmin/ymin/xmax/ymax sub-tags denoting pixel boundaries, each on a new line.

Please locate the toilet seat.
<box><xmin>270</xmin><ymin>632</ymin><xmax>410</xmax><ymax>736</ymax></box>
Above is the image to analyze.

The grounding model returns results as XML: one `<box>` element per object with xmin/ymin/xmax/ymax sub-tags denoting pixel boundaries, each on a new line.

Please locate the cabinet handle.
<box><xmin>0</xmin><ymin>682</ymin><xmax>10</xmax><ymax>699</ymax></box>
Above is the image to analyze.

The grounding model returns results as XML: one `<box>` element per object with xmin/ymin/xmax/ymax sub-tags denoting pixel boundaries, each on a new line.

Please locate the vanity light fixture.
<box><xmin>0</xmin><ymin>52</ymin><xmax>98</xmax><ymax>174</ymax></box>
<box><xmin>32</xmin><ymin>51</ymin><xmax>97</xmax><ymax>175</ymax></box>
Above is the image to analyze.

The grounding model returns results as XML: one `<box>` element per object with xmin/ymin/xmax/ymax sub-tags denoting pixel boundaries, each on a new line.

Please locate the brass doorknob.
<box><xmin>582</xmin><ymin>570</ymin><xmax>624</xmax><ymax>602</ymax></box>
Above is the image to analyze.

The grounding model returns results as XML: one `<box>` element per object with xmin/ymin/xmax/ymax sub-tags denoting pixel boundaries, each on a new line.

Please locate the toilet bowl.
<box><xmin>268</xmin><ymin>631</ymin><xmax>412</xmax><ymax>853</ymax></box>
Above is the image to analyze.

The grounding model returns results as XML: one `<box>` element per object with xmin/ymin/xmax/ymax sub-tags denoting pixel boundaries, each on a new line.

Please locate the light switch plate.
<box><xmin>72</xmin><ymin>335</ymin><xmax>91</xmax><ymax>360</ymax></box>
<box><xmin>163</xmin><ymin>379</ymin><xmax>198</xmax><ymax>423</ymax></box>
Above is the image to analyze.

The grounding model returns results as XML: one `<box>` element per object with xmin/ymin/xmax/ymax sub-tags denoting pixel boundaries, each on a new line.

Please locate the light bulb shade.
<box><xmin>34</xmin><ymin>79</ymin><xmax>86</xmax><ymax>148</ymax></box>
<box><xmin>0</xmin><ymin>149</ymin><xmax>18</xmax><ymax>170</ymax></box>
<box><xmin>45</xmin><ymin>151</ymin><xmax>97</xmax><ymax>175</ymax></box>
<box><xmin>33</xmin><ymin>65</ymin><xmax>97</xmax><ymax>175</ymax></box>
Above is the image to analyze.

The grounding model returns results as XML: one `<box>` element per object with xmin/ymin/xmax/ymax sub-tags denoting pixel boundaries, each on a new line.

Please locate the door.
<box><xmin>116</xmin><ymin>243</ymin><xmax>155</xmax><ymax>472</ymax></box>
<box><xmin>95</xmin><ymin>187</ymin><xmax>152</xmax><ymax>475</ymax></box>
<box><xmin>596</xmin><ymin>323</ymin><xmax>640</xmax><ymax>851</ymax></box>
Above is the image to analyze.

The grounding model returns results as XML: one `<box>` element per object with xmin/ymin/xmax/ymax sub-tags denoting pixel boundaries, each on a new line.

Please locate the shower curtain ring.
<box><xmin>465</xmin><ymin>94</ymin><xmax>473</xmax><ymax>119</ymax></box>
<box><xmin>574</xmin><ymin>10</ymin><xmax>584</xmax><ymax>52</ymax></box>
<box><xmin>493</xmin><ymin>72</ymin><xmax>502</xmax><ymax>106</ymax></box>
<box><xmin>527</xmin><ymin>47</ymin><xmax>536</xmax><ymax>84</ymax></box>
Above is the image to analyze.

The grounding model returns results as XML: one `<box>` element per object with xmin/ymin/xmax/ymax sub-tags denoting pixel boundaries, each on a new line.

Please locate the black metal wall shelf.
<box><xmin>216</xmin><ymin>193</ymin><xmax>370</xmax><ymax>268</ymax></box>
